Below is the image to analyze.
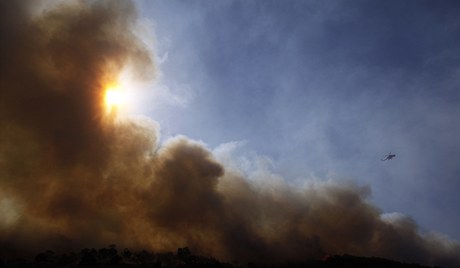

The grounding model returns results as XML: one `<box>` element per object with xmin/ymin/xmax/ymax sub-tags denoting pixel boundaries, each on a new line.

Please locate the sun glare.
<box><xmin>104</xmin><ymin>84</ymin><xmax>126</xmax><ymax>112</ymax></box>
<box><xmin>101</xmin><ymin>67</ymin><xmax>146</xmax><ymax>116</ymax></box>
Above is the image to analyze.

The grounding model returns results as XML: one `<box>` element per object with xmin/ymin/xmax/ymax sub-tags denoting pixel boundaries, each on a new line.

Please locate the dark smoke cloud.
<box><xmin>0</xmin><ymin>1</ymin><xmax>459</xmax><ymax>267</ymax></box>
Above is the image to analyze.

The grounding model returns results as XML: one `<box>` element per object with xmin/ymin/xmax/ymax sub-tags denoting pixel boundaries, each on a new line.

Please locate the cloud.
<box><xmin>0</xmin><ymin>1</ymin><xmax>459</xmax><ymax>267</ymax></box>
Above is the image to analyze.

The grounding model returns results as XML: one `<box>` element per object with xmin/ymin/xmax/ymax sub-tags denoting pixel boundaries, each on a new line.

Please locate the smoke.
<box><xmin>0</xmin><ymin>1</ymin><xmax>459</xmax><ymax>267</ymax></box>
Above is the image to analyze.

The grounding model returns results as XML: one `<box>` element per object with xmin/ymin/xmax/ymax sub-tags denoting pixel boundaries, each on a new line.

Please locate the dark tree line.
<box><xmin>1</xmin><ymin>246</ymin><xmax>227</xmax><ymax>267</ymax></box>
<box><xmin>0</xmin><ymin>246</ymin><xmax>440</xmax><ymax>268</ymax></box>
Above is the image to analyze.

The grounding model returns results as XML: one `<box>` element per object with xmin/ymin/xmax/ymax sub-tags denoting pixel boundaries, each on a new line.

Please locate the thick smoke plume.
<box><xmin>0</xmin><ymin>1</ymin><xmax>459</xmax><ymax>267</ymax></box>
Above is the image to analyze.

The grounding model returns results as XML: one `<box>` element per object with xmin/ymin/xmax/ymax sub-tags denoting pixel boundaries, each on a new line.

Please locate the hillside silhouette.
<box><xmin>0</xmin><ymin>246</ymin><xmax>438</xmax><ymax>268</ymax></box>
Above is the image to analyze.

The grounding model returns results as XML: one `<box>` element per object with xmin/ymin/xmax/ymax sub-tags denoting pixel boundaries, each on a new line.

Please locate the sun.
<box><xmin>101</xmin><ymin>67</ymin><xmax>143</xmax><ymax>116</ymax></box>
<box><xmin>104</xmin><ymin>84</ymin><xmax>126</xmax><ymax>112</ymax></box>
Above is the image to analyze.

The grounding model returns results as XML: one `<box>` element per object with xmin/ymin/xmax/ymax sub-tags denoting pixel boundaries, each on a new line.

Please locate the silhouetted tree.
<box><xmin>34</xmin><ymin>249</ymin><xmax>56</xmax><ymax>264</ymax></box>
<box><xmin>57</xmin><ymin>252</ymin><xmax>77</xmax><ymax>266</ymax></box>
<box><xmin>79</xmin><ymin>248</ymin><xmax>97</xmax><ymax>266</ymax></box>
<box><xmin>137</xmin><ymin>249</ymin><xmax>156</xmax><ymax>265</ymax></box>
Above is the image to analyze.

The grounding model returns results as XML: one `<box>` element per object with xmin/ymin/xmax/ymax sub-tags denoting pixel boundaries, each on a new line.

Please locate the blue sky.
<box><xmin>135</xmin><ymin>1</ymin><xmax>460</xmax><ymax>241</ymax></box>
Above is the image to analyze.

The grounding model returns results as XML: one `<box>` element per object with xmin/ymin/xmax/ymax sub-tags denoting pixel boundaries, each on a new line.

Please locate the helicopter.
<box><xmin>381</xmin><ymin>152</ymin><xmax>396</xmax><ymax>161</ymax></box>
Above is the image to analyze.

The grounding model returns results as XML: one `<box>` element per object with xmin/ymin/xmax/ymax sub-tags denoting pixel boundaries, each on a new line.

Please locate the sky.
<box><xmin>1</xmin><ymin>1</ymin><xmax>460</xmax><ymax>266</ymax></box>
<box><xmin>136</xmin><ymin>0</ymin><xmax>460</xmax><ymax>241</ymax></box>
